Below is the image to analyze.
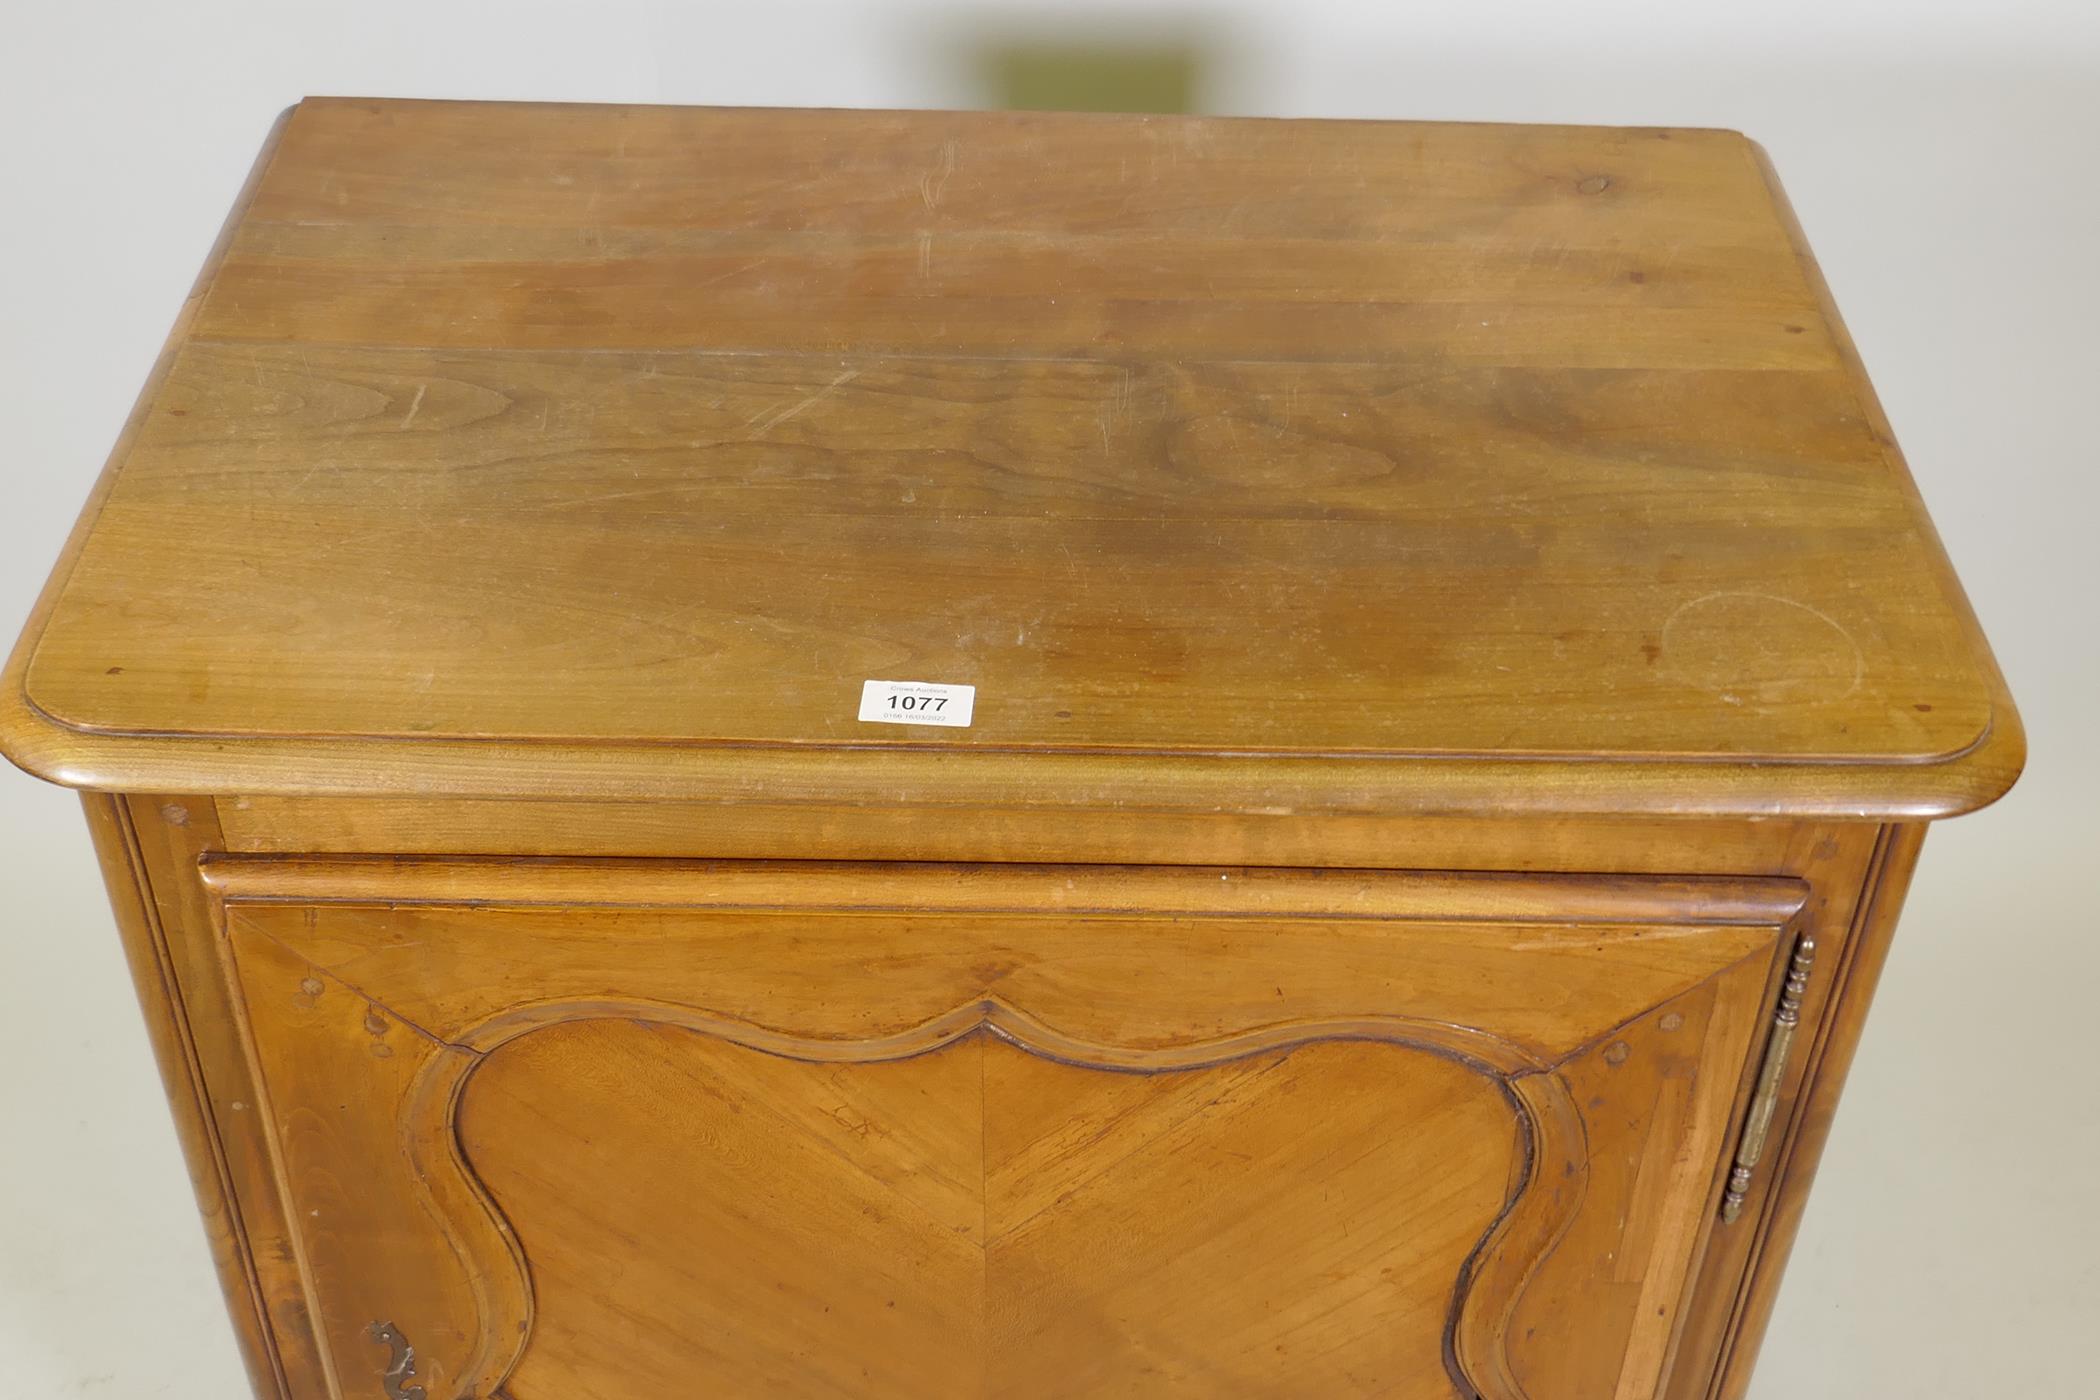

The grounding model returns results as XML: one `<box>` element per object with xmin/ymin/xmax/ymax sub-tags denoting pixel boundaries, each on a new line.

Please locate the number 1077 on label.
<box><xmin>857</xmin><ymin>679</ymin><xmax>976</xmax><ymax>728</ymax></box>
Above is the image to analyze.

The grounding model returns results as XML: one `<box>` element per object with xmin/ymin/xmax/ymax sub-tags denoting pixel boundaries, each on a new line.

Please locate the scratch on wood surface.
<box><xmin>748</xmin><ymin>368</ymin><xmax>861</xmax><ymax>436</ymax></box>
<box><xmin>695</xmin><ymin>257</ymin><xmax>765</xmax><ymax>290</ymax></box>
<box><xmin>398</xmin><ymin>382</ymin><xmax>428</xmax><ymax>429</ymax></box>
<box><xmin>919</xmin><ymin>139</ymin><xmax>959</xmax><ymax>210</ymax></box>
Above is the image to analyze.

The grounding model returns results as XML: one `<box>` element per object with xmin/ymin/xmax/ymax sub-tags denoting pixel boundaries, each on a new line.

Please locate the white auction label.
<box><xmin>858</xmin><ymin>679</ymin><xmax>975</xmax><ymax>727</ymax></box>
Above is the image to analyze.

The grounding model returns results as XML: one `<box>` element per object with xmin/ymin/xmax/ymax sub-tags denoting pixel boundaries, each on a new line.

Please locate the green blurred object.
<box><xmin>984</xmin><ymin>43</ymin><xmax>1200</xmax><ymax>114</ymax></box>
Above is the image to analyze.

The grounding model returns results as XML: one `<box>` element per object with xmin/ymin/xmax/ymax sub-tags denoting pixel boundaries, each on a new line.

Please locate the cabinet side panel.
<box><xmin>1646</xmin><ymin>821</ymin><xmax>1882</xmax><ymax>1396</ymax></box>
<box><xmin>1703</xmin><ymin>822</ymin><xmax>1927</xmax><ymax>1400</ymax></box>
<box><xmin>80</xmin><ymin>793</ymin><xmax>291</xmax><ymax>1397</ymax></box>
<box><xmin>111</xmin><ymin>795</ymin><xmax>332</xmax><ymax>1398</ymax></box>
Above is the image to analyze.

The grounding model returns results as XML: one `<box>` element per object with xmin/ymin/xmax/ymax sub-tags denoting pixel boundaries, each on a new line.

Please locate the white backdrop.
<box><xmin>3</xmin><ymin>3</ymin><xmax>2095</xmax><ymax>1395</ymax></box>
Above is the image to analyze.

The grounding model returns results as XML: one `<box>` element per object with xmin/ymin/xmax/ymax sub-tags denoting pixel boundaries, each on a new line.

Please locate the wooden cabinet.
<box><xmin>3</xmin><ymin>101</ymin><xmax>2019</xmax><ymax>1399</ymax></box>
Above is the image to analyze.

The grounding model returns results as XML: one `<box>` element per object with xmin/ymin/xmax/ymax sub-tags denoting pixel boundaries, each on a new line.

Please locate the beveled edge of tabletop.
<box><xmin>0</xmin><ymin>100</ymin><xmax>2026</xmax><ymax>820</ymax></box>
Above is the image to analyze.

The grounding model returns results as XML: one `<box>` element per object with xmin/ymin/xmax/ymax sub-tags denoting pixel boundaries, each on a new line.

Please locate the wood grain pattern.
<box><xmin>1500</xmin><ymin>969</ymin><xmax>1766</xmax><ymax>1399</ymax></box>
<box><xmin>464</xmin><ymin>1026</ymin><xmax>1518</xmax><ymax>1400</ymax></box>
<box><xmin>212</xmin><ymin>797</ymin><xmax>1819</xmax><ymax>870</ymax></box>
<box><xmin>79</xmin><ymin>795</ymin><xmax>291</xmax><ymax>1398</ymax></box>
<box><xmin>465</xmin><ymin>1022</ymin><xmax>992</xmax><ymax>1399</ymax></box>
<box><xmin>31</xmin><ymin>339</ymin><xmax>1976</xmax><ymax>756</ymax></box>
<box><xmin>208</xmin><ymin>864</ymin><xmax>1793</xmax><ymax>1068</ymax></box>
<box><xmin>197</xmin><ymin>854</ymin><xmax>1808</xmax><ymax>924</ymax></box>
<box><xmin>0</xmin><ymin>100</ymin><xmax>2021</xmax><ymax>818</ymax></box>
<box><xmin>220</xmin><ymin>928</ymin><xmax>523</xmax><ymax>1399</ymax></box>
<box><xmin>112</xmin><ymin>794</ymin><xmax>335</xmax><ymax>1399</ymax></box>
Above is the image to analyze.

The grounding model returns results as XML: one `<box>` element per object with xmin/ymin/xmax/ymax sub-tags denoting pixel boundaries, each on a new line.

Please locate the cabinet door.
<box><xmin>203</xmin><ymin>859</ymin><xmax>1805</xmax><ymax>1400</ymax></box>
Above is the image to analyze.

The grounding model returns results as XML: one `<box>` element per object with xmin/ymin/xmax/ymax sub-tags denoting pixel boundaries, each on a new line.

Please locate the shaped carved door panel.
<box><xmin>462</xmin><ymin>1024</ymin><xmax>1518</xmax><ymax>1399</ymax></box>
<box><xmin>203</xmin><ymin>860</ymin><xmax>1805</xmax><ymax>1400</ymax></box>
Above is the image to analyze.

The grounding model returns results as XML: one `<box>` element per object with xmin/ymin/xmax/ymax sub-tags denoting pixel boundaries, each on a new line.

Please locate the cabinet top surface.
<box><xmin>0</xmin><ymin>99</ymin><xmax>2020</xmax><ymax>814</ymax></box>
